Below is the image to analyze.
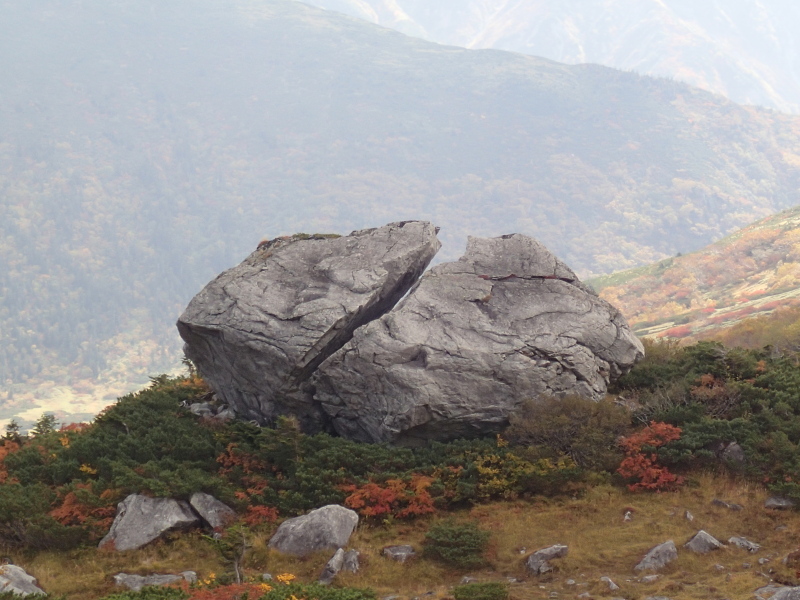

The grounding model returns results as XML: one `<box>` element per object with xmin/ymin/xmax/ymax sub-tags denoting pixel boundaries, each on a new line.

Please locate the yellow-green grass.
<box><xmin>15</xmin><ymin>473</ymin><xmax>800</xmax><ymax>599</ymax></box>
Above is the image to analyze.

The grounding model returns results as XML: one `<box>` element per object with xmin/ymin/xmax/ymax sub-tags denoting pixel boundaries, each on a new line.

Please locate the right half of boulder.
<box><xmin>313</xmin><ymin>234</ymin><xmax>644</xmax><ymax>444</ymax></box>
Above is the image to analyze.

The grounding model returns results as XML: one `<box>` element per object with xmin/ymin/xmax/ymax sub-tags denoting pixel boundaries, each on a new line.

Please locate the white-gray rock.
<box><xmin>314</xmin><ymin>234</ymin><xmax>643</xmax><ymax>443</ymax></box>
<box><xmin>685</xmin><ymin>530</ymin><xmax>724</xmax><ymax>554</ymax></box>
<box><xmin>729</xmin><ymin>536</ymin><xmax>761</xmax><ymax>552</ymax></box>
<box><xmin>268</xmin><ymin>505</ymin><xmax>358</xmax><ymax>556</ymax></box>
<box><xmin>319</xmin><ymin>548</ymin><xmax>346</xmax><ymax>585</ymax></box>
<box><xmin>99</xmin><ymin>494</ymin><xmax>200</xmax><ymax>551</ymax></box>
<box><xmin>766</xmin><ymin>497</ymin><xmax>796</xmax><ymax>510</ymax></box>
<box><xmin>635</xmin><ymin>541</ymin><xmax>678</xmax><ymax>571</ymax></box>
<box><xmin>383</xmin><ymin>545</ymin><xmax>416</xmax><ymax>562</ymax></box>
<box><xmin>0</xmin><ymin>565</ymin><xmax>46</xmax><ymax>596</ymax></box>
<box><xmin>765</xmin><ymin>587</ymin><xmax>800</xmax><ymax>600</ymax></box>
<box><xmin>526</xmin><ymin>544</ymin><xmax>569</xmax><ymax>575</ymax></box>
<box><xmin>113</xmin><ymin>572</ymin><xmax>196</xmax><ymax>592</ymax></box>
<box><xmin>189</xmin><ymin>492</ymin><xmax>237</xmax><ymax>531</ymax></box>
<box><xmin>640</xmin><ymin>574</ymin><xmax>661</xmax><ymax>583</ymax></box>
<box><xmin>178</xmin><ymin>222</ymin><xmax>441</xmax><ymax>431</ymax></box>
<box><xmin>343</xmin><ymin>549</ymin><xmax>360</xmax><ymax>573</ymax></box>
<box><xmin>600</xmin><ymin>576</ymin><xmax>620</xmax><ymax>591</ymax></box>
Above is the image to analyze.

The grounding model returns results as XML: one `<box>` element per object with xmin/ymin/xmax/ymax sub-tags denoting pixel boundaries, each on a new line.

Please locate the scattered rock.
<box><xmin>759</xmin><ymin>557</ymin><xmax>771</xmax><ymax>565</ymax></box>
<box><xmin>343</xmin><ymin>549</ymin><xmax>360</xmax><ymax>573</ymax></box>
<box><xmin>623</xmin><ymin>510</ymin><xmax>633</xmax><ymax>522</ymax></box>
<box><xmin>319</xmin><ymin>548</ymin><xmax>359</xmax><ymax>585</ymax></box>
<box><xmin>114</xmin><ymin>572</ymin><xmax>196</xmax><ymax>592</ymax></box>
<box><xmin>0</xmin><ymin>565</ymin><xmax>46</xmax><ymax>596</ymax></box>
<box><xmin>777</xmin><ymin>525</ymin><xmax>789</xmax><ymax>532</ymax></box>
<box><xmin>634</xmin><ymin>541</ymin><xmax>677</xmax><ymax>571</ymax></box>
<box><xmin>460</xmin><ymin>576</ymin><xmax>478</xmax><ymax>584</ymax></box>
<box><xmin>319</xmin><ymin>548</ymin><xmax>346</xmax><ymax>585</ymax></box>
<box><xmin>314</xmin><ymin>234</ymin><xmax>643</xmax><ymax>443</ymax></box>
<box><xmin>179</xmin><ymin>222</ymin><xmax>441</xmax><ymax>431</ymax></box>
<box><xmin>684</xmin><ymin>510</ymin><xmax>694</xmax><ymax>522</ymax></box>
<box><xmin>729</xmin><ymin>536</ymin><xmax>761</xmax><ymax>553</ymax></box>
<box><xmin>640</xmin><ymin>574</ymin><xmax>661</xmax><ymax>583</ymax></box>
<box><xmin>720</xmin><ymin>441</ymin><xmax>746</xmax><ymax>464</ymax></box>
<box><xmin>766</xmin><ymin>497</ymin><xmax>796</xmax><ymax>510</ymax></box>
<box><xmin>600</xmin><ymin>576</ymin><xmax>620</xmax><ymax>591</ymax></box>
<box><xmin>685</xmin><ymin>530</ymin><xmax>725</xmax><ymax>554</ymax></box>
<box><xmin>269</xmin><ymin>505</ymin><xmax>358</xmax><ymax>556</ymax></box>
<box><xmin>714</xmin><ymin>564</ymin><xmax>726</xmax><ymax>571</ymax></box>
<box><xmin>383</xmin><ymin>545</ymin><xmax>416</xmax><ymax>563</ymax></box>
<box><xmin>526</xmin><ymin>544</ymin><xmax>569</xmax><ymax>575</ymax></box>
<box><xmin>189</xmin><ymin>492</ymin><xmax>237</xmax><ymax>531</ymax></box>
<box><xmin>566</xmin><ymin>579</ymin><xmax>576</xmax><ymax>585</ymax></box>
<box><xmin>761</xmin><ymin>587</ymin><xmax>800</xmax><ymax>600</ymax></box>
<box><xmin>99</xmin><ymin>494</ymin><xmax>200</xmax><ymax>551</ymax></box>
<box><xmin>262</xmin><ymin>573</ymin><xmax>273</xmax><ymax>581</ymax></box>
<box><xmin>712</xmin><ymin>499</ymin><xmax>744</xmax><ymax>511</ymax></box>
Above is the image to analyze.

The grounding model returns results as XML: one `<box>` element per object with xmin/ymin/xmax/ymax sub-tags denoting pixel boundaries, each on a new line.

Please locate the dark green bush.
<box><xmin>453</xmin><ymin>582</ymin><xmax>508</xmax><ymax>600</ymax></box>
<box><xmin>422</xmin><ymin>519</ymin><xmax>490</xmax><ymax>570</ymax></box>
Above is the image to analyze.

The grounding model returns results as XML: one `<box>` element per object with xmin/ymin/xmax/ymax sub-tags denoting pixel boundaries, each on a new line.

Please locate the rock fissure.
<box><xmin>180</xmin><ymin>225</ymin><xmax>643</xmax><ymax>443</ymax></box>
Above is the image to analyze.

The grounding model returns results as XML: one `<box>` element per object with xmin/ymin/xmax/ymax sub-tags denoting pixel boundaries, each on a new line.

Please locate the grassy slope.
<box><xmin>5</xmin><ymin>0</ymin><xmax>800</xmax><ymax>424</ymax></box>
<box><xmin>21</xmin><ymin>474</ymin><xmax>795</xmax><ymax>599</ymax></box>
<box><xmin>590</xmin><ymin>205</ymin><xmax>800</xmax><ymax>340</ymax></box>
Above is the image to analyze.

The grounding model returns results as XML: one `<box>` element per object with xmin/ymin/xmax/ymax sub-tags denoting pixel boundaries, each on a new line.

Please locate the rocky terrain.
<box><xmin>179</xmin><ymin>222</ymin><xmax>643</xmax><ymax>443</ymax></box>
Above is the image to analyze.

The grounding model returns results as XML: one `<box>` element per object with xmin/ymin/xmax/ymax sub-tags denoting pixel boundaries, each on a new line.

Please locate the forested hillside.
<box><xmin>4</xmin><ymin>0</ymin><xmax>800</xmax><ymax>425</ymax></box>
<box><xmin>591</xmin><ymin>206</ymin><xmax>800</xmax><ymax>341</ymax></box>
<box><xmin>302</xmin><ymin>0</ymin><xmax>800</xmax><ymax>113</ymax></box>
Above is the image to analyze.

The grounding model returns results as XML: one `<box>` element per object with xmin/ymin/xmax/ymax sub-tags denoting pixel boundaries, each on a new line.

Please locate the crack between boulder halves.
<box><xmin>285</xmin><ymin>247</ymin><xmax>437</xmax><ymax>389</ymax></box>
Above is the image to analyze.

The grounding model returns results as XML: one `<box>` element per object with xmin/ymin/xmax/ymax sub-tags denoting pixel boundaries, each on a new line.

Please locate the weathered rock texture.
<box><xmin>685</xmin><ymin>530</ymin><xmax>724</xmax><ymax>554</ymax></box>
<box><xmin>99</xmin><ymin>494</ymin><xmax>200</xmax><ymax>551</ymax></box>
<box><xmin>190</xmin><ymin>492</ymin><xmax>237</xmax><ymax>531</ymax></box>
<box><xmin>268</xmin><ymin>504</ymin><xmax>358</xmax><ymax>556</ymax></box>
<box><xmin>178</xmin><ymin>221</ymin><xmax>440</xmax><ymax>430</ymax></box>
<box><xmin>315</xmin><ymin>234</ymin><xmax>644</xmax><ymax>443</ymax></box>
<box><xmin>180</xmin><ymin>225</ymin><xmax>643</xmax><ymax>443</ymax></box>
<box><xmin>0</xmin><ymin>565</ymin><xmax>46</xmax><ymax>596</ymax></box>
<box><xmin>635</xmin><ymin>540</ymin><xmax>678</xmax><ymax>571</ymax></box>
<box><xmin>526</xmin><ymin>544</ymin><xmax>569</xmax><ymax>574</ymax></box>
<box><xmin>114</xmin><ymin>572</ymin><xmax>196</xmax><ymax>592</ymax></box>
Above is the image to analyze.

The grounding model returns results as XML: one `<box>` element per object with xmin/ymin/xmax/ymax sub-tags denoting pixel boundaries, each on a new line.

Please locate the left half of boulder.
<box><xmin>177</xmin><ymin>221</ymin><xmax>441</xmax><ymax>430</ymax></box>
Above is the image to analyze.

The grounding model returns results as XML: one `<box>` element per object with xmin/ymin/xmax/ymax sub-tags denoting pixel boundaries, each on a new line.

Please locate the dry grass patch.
<box><xmin>11</xmin><ymin>473</ymin><xmax>800</xmax><ymax>600</ymax></box>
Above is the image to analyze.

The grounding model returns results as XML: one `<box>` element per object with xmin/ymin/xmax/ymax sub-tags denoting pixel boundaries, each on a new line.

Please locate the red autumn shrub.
<box><xmin>617</xmin><ymin>421</ymin><xmax>684</xmax><ymax>492</ymax></box>
<box><xmin>343</xmin><ymin>474</ymin><xmax>435</xmax><ymax>520</ymax></box>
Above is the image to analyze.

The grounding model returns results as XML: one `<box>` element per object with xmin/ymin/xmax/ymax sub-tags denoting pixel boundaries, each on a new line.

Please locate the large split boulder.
<box><xmin>179</xmin><ymin>225</ymin><xmax>643</xmax><ymax>443</ymax></box>
<box><xmin>178</xmin><ymin>221</ymin><xmax>440</xmax><ymax>430</ymax></box>
<box><xmin>268</xmin><ymin>504</ymin><xmax>358</xmax><ymax>556</ymax></box>
<box><xmin>99</xmin><ymin>494</ymin><xmax>201</xmax><ymax>551</ymax></box>
<box><xmin>314</xmin><ymin>234</ymin><xmax>644</xmax><ymax>443</ymax></box>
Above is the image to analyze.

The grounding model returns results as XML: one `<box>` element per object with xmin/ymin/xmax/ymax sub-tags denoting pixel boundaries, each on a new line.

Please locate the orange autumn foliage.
<box><xmin>617</xmin><ymin>421</ymin><xmax>684</xmax><ymax>492</ymax></box>
<box><xmin>343</xmin><ymin>474</ymin><xmax>436</xmax><ymax>519</ymax></box>
<box><xmin>49</xmin><ymin>484</ymin><xmax>117</xmax><ymax>534</ymax></box>
<box><xmin>0</xmin><ymin>440</ymin><xmax>20</xmax><ymax>484</ymax></box>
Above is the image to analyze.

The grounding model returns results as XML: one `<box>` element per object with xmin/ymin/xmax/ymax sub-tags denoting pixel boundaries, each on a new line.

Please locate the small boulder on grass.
<box><xmin>525</xmin><ymin>544</ymin><xmax>568</xmax><ymax>575</ymax></box>
<box><xmin>269</xmin><ymin>504</ymin><xmax>358</xmax><ymax>557</ymax></box>
<box><xmin>0</xmin><ymin>565</ymin><xmax>46</xmax><ymax>596</ymax></box>
<box><xmin>685</xmin><ymin>530</ymin><xmax>725</xmax><ymax>554</ymax></box>
<box><xmin>635</xmin><ymin>540</ymin><xmax>677</xmax><ymax>571</ymax></box>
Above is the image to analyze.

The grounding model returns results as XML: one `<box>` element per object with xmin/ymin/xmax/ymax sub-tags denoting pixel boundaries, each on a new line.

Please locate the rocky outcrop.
<box><xmin>179</xmin><ymin>225</ymin><xmax>643</xmax><ymax>443</ymax></box>
<box><xmin>99</xmin><ymin>494</ymin><xmax>200</xmax><ymax>551</ymax></box>
<box><xmin>0</xmin><ymin>565</ymin><xmax>46</xmax><ymax>596</ymax></box>
<box><xmin>314</xmin><ymin>234</ymin><xmax>644</xmax><ymax>443</ymax></box>
<box><xmin>190</xmin><ymin>492</ymin><xmax>236</xmax><ymax>531</ymax></box>
<box><xmin>268</xmin><ymin>504</ymin><xmax>358</xmax><ymax>556</ymax></box>
<box><xmin>178</xmin><ymin>221</ymin><xmax>440</xmax><ymax>430</ymax></box>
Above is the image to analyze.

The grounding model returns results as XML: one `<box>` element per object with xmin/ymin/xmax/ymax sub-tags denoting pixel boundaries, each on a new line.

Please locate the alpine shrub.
<box><xmin>422</xmin><ymin>519</ymin><xmax>490</xmax><ymax>569</ymax></box>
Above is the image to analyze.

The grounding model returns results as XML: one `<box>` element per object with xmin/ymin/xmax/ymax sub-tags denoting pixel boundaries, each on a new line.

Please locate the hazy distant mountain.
<box><xmin>302</xmin><ymin>0</ymin><xmax>800</xmax><ymax>113</ymax></box>
<box><xmin>591</xmin><ymin>206</ymin><xmax>800</xmax><ymax>341</ymax></box>
<box><xmin>2</xmin><ymin>0</ymin><xmax>800</xmax><ymax>425</ymax></box>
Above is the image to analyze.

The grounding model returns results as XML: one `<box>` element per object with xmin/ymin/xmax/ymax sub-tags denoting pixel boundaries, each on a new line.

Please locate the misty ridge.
<box><xmin>2</xmin><ymin>0</ymin><xmax>800</xmax><ymax>425</ymax></box>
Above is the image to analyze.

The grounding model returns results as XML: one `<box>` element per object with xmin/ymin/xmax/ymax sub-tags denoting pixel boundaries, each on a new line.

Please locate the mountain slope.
<box><xmin>591</xmin><ymin>205</ymin><xmax>800</xmax><ymax>340</ymax></box>
<box><xmin>302</xmin><ymin>0</ymin><xmax>800</xmax><ymax>113</ymax></box>
<box><xmin>3</xmin><ymin>0</ymin><xmax>800</xmax><ymax>424</ymax></box>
